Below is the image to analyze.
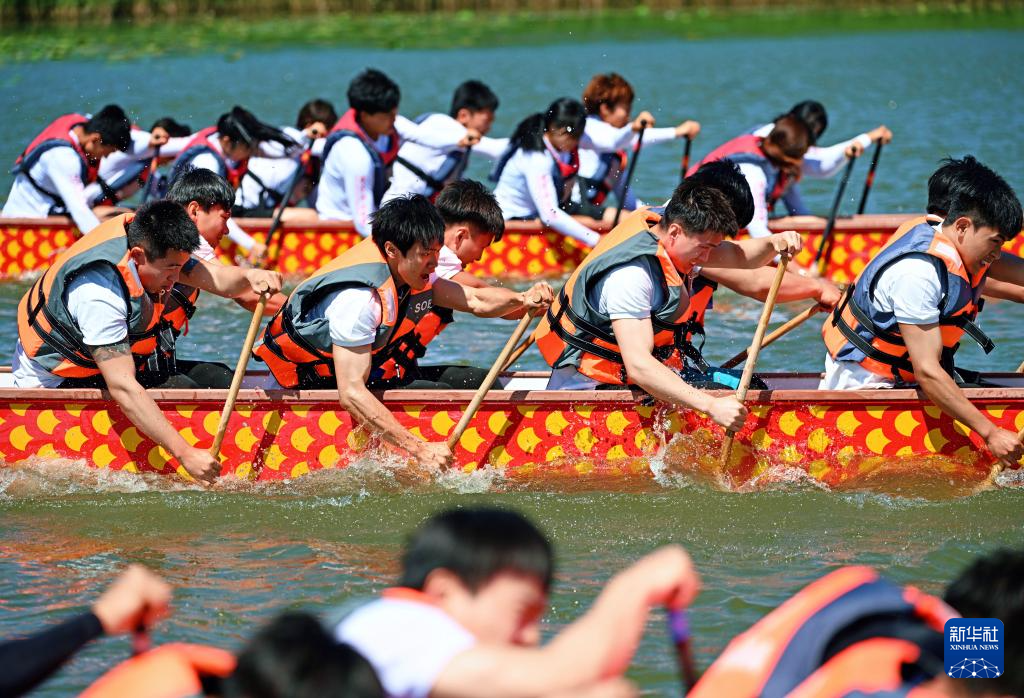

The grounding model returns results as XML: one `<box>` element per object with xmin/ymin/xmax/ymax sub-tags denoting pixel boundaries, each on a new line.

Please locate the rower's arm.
<box><xmin>981</xmin><ymin>277</ymin><xmax>1024</xmax><ymax>303</ymax></box>
<box><xmin>331</xmin><ymin>344</ymin><xmax>451</xmax><ymax>470</ymax></box>
<box><xmin>985</xmin><ymin>251</ymin><xmax>1024</xmax><ymax>287</ymax></box>
<box><xmin>704</xmin><ymin>230</ymin><xmax>803</xmax><ymax>269</ymax></box>
<box><xmin>91</xmin><ymin>341</ymin><xmax>219</xmax><ymax>484</ymax></box>
<box><xmin>233</xmin><ymin>289</ymin><xmax>285</xmax><ymax>316</ymax></box>
<box><xmin>431</xmin><ymin>278</ymin><xmax>552</xmax><ymax>318</ymax></box>
<box><xmin>611</xmin><ymin>318</ymin><xmax>745</xmax><ymax>432</ymax></box>
<box><xmin>699</xmin><ymin>267</ymin><xmax>841</xmax><ymax>307</ymax></box>
<box><xmin>178</xmin><ymin>259</ymin><xmax>282</xmax><ymax>299</ymax></box>
<box><xmin>901</xmin><ymin>322</ymin><xmax>1022</xmax><ymax>468</ymax></box>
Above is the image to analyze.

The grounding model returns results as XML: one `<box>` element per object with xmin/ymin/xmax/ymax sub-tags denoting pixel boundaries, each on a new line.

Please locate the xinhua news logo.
<box><xmin>944</xmin><ymin>618</ymin><xmax>1004</xmax><ymax>679</ymax></box>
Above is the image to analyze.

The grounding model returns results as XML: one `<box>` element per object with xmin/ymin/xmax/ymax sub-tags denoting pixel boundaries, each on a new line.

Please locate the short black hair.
<box><xmin>225</xmin><ymin>612</ymin><xmax>383</xmax><ymax>698</ymax></box>
<box><xmin>687</xmin><ymin>160</ymin><xmax>755</xmax><ymax>229</ymax></box>
<box><xmin>399</xmin><ymin>508</ymin><xmax>554</xmax><ymax>593</ymax></box>
<box><xmin>663</xmin><ymin>180</ymin><xmax>739</xmax><ymax>238</ymax></box>
<box><xmin>348</xmin><ymin>69</ymin><xmax>401</xmax><ymax>115</ymax></box>
<box><xmin>449</xmin><ymin>80</ymin><xmax>499</xmax><ymax>117</ymax></box>
<box><xmin>435</xmin><ymin>179</ymin><xmax>505</xmax><ymax>241</ymax></box>
<box><xmin>371</xmin><ymin>194</ymin><xmax>444</xmax><ymax>255</ymax></box>
<box><xmin>296</xmin><ymin>99</ymin><xmax>338</xmax><ymax>130</ymax></box>
<box><xmin>85</xmin><ymin>104</ymin><xmax>131</xmax><ymax>152</ymax></box>
<box><xmin>944</xmin><ymin>548</ymin><xmax>1024</xmax><ymax>697</ymax></box>
<box><xmin>218</xmin><ymin>106</ymin><xmax>295</xmax><ymax>150</ymax></box>
<box><xmin>165</xmin><ymin>168</ymin><xmax>234</xmax><ymax>211</ymax></box>
<box><xmin>941</xmin><ymin>157</ymin><xmax>1023</xmax><ymax>241</ymax></box>
<box><xmin>127</xmin><ymin>200</ymin><xmax>200</xmax><ymax>259</ymax></box>
<box><xmin>787</xmin><ymin>100</ymin><xmax>828</xmax><ymax>144</ymax></box>
<box><xmin>149</xmin><ymin>117</ymin><xmax>191</xmax><ymax>138</ymax></box>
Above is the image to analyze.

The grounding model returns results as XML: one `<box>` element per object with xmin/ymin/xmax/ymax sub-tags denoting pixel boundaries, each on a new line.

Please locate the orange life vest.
<box><xmin>534</xmin><ymin>207</ymin><xmax>705</xmax><ymax>385</ymax></box>
<box><xmin>16</xmin><ymin>214</ymin><xmax>165</xmax><ymax>379</ymax></box>
<box><xmin>373</xmin><ymin>303</ymin><xmax>454</xmax><ymax>381</ymax></box>
<box><xmin>690</xmin><ymin>566</ymin><xmax>954</xmax><ymax>698</ymax></box>
<box><xmin>12</xmin><ymin>113</ymin><xmax>99</xmax><ymax>214</ymax></box>
<box><xmin>822</xmin><ymin>220</ymin><xmax>992</xmax><ymax>383</ymax></box>
<box><xmin>80</xmin><ymin>643</ymin><xmax>235</xmax><ymax>698</ymax></box>
<box><xmin>688</xmin><ymin>133</ymin><xmax>793</xmax><ymax>212</ymax></box>
<box><xmin>170</xmin><ymin>127</ymin><xmax>249</xmax><ymax>189</ymax></box>
<box><xmin>322</xmin><ymin>109</ymin><xmax>401</xmax><ymax>207</ymax></box>
<box><xmin>254</xmin><ymin>238</ymin><xmax>425</xmax><ymax>388</ymax></box>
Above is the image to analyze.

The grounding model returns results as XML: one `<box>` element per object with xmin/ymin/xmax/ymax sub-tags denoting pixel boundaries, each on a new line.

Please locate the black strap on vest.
<box><xmin>20</xmin><ymin>168</ymin><xmax>69</xmax><ymax>215</ymax></box>
<box><xmin>394</xmin><ymin>155</ymin><xmax>447</xmax><ymax>193</ymax></box>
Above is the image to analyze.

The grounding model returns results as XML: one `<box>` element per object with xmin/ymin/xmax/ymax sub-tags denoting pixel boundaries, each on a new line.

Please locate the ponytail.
<box><xmin>508</xmin><ymin>113</ymin><xmax>545</xmax><ymax>152</ymax></box>
<box><xmin>218</xmin><ymin>105</ymin><xmax>296</xmax><ymax>150</ymax></box>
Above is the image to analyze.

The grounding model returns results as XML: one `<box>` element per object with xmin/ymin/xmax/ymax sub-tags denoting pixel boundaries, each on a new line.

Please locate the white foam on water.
<box><xmin>434</xmin><ymin>465</ymin><xmax>507</xmax><ymax>493</ymax></box>
<box><xmin>0</xmin><ymin>456</ymin><xmax>201</xmax><ymax>498</ymax></box>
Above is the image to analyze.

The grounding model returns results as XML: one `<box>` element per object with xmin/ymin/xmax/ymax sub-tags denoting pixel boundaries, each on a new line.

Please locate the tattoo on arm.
<box><xmin>88</xmin><ymin>340</ymin><xmax>131</xmax><ymax>362</ymax></box>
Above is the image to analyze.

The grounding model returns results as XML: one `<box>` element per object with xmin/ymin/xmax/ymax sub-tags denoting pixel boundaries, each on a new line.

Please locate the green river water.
<box><xmin>1</xmin><ymin>31</ymin><xmax>1023</xmax><ymax>695</ymax></box>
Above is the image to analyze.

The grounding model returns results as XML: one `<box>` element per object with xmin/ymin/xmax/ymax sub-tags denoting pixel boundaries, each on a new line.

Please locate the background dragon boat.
<box><xmin>6</xmin><ymin>213</ymin><xmax>1023</xmax><ymax>284</ymax></box>
<box><xmin>1</xmin><ymin>372</ymin><xmax>1021</xmax><ymax>489</ymax></box>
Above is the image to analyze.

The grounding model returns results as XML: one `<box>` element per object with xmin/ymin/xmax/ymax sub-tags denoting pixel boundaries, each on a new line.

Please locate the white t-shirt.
<box><xmin>316</xmin><ymin>136</ymin><xmax>379</xmax><ymax>237</ymax></box>
<box><xmin>236</xmin><ymin>126</ymin><xmax>306</xmax><ymax>210</ymax></box>
<box><xmin>819</xmin><ymin>251</ymin><xmax>945</xmax><ymax>389</ymax></box>
<box><xmin>547</xmin><ymin>258</ymin><xmax>669</xmax><ymax>390</ymax></box>
<box><xmin>2</xmin><ymin>130</ymin><xmax>100</xmax><ymax>233</ymax></box>
<box><xmin>334</xmin><ymin>596</ymin><xmax>476</xmax><ymax>698</ymax></box>
<box><xmin>12</xmin><ymin>265</ymin><xmax>137</xmax><ymax>388</ymax></box>
<box><xmin>492</xmin><ymin>147</ymin><xmax>600</xmax><ymax>247</ymax></box>
<box><xmin>436</xmin><ymin>244</ymin><xmax>464</xmax><ymax>280</ymax></box>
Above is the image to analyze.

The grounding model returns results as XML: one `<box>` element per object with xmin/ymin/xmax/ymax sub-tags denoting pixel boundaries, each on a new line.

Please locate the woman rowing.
<box><xmin>491</xmin><ymin>98</ymin><xmax>602</xmax><ymax>247</ymax></box>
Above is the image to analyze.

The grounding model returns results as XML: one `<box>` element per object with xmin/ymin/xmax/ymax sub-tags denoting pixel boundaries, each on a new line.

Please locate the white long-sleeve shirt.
<box><xmin>2</xmin><ymin>129</ymin><xmax>100</xmax><ymax>233</ymax></box>
<box><xmin>577</xmin><ymin>116</ymin><xmax>678</xmax><ymax>208</ymax></box>
<box><xmin>84</xmin><ymin>131</ymin><xmax>191</xmax><ymax>206</ymax></box>
<box><xmin>492</xmin><ymin>146</ymin><xmax>600</xmax><ymax>247</ymax></box>
<box><xmin>236</xmin><ymin>126</ymin><xmax>308</xmax><ymax>210</ymax></box>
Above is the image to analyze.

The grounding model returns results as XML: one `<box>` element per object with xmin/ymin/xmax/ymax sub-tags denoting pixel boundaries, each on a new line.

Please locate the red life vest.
<box><xmin>170</xmin><ymin>127</ymin><xmax>249</xmax><ymax>189</ymax></box>
<box><xmin>822</xmin><ymin>221</ymin><xmax>992</xmax><ymax>383</ymax></box>
<box><xmin>12</xmin><ymin>113</ymin><xmax>99</xmax><ymax>214</ymax></box>
<box><xmin>80</xmin><ymin>643</ymin><xmax>235</xmax><ymax>698</ymax></box>
<box><xmin>690</xmin><ymin>566</ymin><xmax>954</xmax><ymax>698</ymax></box>
<box><xmin>16</xmin><ymin>213</ymin><xmax>165</xmax><ymax>379</ymax></box>
<box><xmin>321</xmin><ymin>109</ymin><xmax>401</xmax><ymax>207</ymax></box>
<box><xmin>688</xmin><ymin>134</ymin><xmax>792</xmax><ymax>212</ymax></box>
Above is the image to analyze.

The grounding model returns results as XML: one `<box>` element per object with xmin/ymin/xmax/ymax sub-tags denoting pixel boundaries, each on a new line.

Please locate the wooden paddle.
<box><xmin>668</xmin><ymin>609</ymin><xmax>699</xmax><ymax>691</ymax></box>
<box><xmin>856</xmin><ymin>141</ymin><xmax>884</xmax><ymax>215</ymax></box>
<box><xmin>210</xmin><ymin>292</ymin><xmax>269</xmax><ymax>459</ymax></box>
<box><xmin>262</xmin><ymin>152</ymin><xmax>309</xmax><ymax>268</ymax></box>
<box><xmin>140</xmin><ymin>146</ymin><xmax>162</xmax><ymax>204</ymax></box>
<box><xmin>813</xmin><ymin>153</ymin><xmax>858</xmax><ymax>275</ymax></box>
<box><xmin>720</xmin><ymin>258</ymin><xmax>789</xmax><ymax>469</ymax></box>
<box><xmin>679</xmin><ymin>135</ymin><xmax>693</xmax><ymax>182</ymax></box>
<box><xmin>611</xmin><ymin>120</ymin><xmax>648</xmax><ymax>228</ymax></box>
<box><xmin>720</xmin><ymin>303</ymin><xmax>822</xmax><ymax>369</ymax></box>
<box><xmin>1015</xmin><ymin>358</ymin><xmax>1024</xmax><ymax>373</ymax></box>
<box><xmin>447</xmin><ymin>312</ymin><xmax>535</xmax><ymax>450</ymax></box>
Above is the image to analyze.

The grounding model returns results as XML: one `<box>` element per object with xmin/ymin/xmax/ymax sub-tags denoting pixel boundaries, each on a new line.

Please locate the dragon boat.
<box><xmin>1</xmin><ymin>372</ymin><xmax>1021</xmax><ymax>489</ymax></box>
<box><xmin>6</xmin><ymin>213</ymin><xmax>1022</xmax><ymax>284</ymax></box>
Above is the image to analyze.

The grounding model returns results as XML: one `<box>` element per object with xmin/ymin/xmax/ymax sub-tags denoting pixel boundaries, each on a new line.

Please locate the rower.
<box><xmin>234</xmin><ymin>98</ymin><xmax>337</xmax><ymax>219</ymax></box>
<box><xmin>689</xmin><ymin>115</ymin><xmax>811</xmax><ymax>257</ymax></box>
<box><xmin>374</xmin><ymin>180</ymin><xmax>511</xmax><ymax>380</ymax></box>
<box><xmin>491</xmin><ymin>98</ymin><xmax>601</xmax><ymax>247</ymax></box>
<box><xmin>12</xmin><ymin>200</ymin><xmax>283</xmax><ymax>483</ymax></box>
<box><xmin>572</xmin><ymin>72</ymin><xmax>700</xmax><ymax>220</ymax></box>
<box><xmin>152</xmin><ymin>169</ymin><xmax>287</xmax><ymax>387</ymax></box>
<box><xmin>254</xmin><ymin>194</ymin><xmax>552</xmax><ymax>471</ymax></box>
<box><xmin>749</xmin><ymin>99</ymin><xmax>893</xmax><ymax>216</ymax></box>
<box><xmin>315</xmin><ymin>69</ymin><xmax>403</xmax><ymax>237</ymax></box>
<box><xmin>331</xmin><ymin>507</ymin><xmax>700</xmax><ymax>698</ymax></box>
<box><xmin>86</xmin><ymin>117</ymin><xmax>193</xmax><ymax>210</ymax></box>
<box><xmin>535</xmin><ymin>179</ymin><xmax>802</xmax><ymax>432</ymax></box>
<box><xmin>821</xmin><ymin>157</ymin><xmax>1024</xmax><ymax>469</ymax></box>
<box><xmin>383</xmin><ymin>80</ymin><xmax>507</xmax><ymax>204</ymax></box>
<box><xmin>681</xmin><ymin>161</ymin><xmax>842</xmax><ymax>387</ymax></box>
<box><xmin>3</xmin><ymin>105</ymin><xmax>131</xmax><ymax>234</ymax></box>
<box><xmin>169</xmin><ymin>105</ymin><xmax>297</xmax><ymax>262</ymax></box>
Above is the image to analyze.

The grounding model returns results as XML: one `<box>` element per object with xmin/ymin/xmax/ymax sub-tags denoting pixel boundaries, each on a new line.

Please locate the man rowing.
<box><xmin>13</xmin><ymin>200</ymin><xmax>282</xmax><ymax>483</ymax></box>
<box><xmin>535</xmin><ymin>179</ymin><xmax>802</xmax><ymax>431</ymax></box>
<box><xmin>255</xmin><ymin>194</ymin><xmax>552</xmax><ymax>471</ymax></box>
<box><xmin>821</xmin><ymin>157</ymin><xmax>1024</xmax><ymax>468</ymax></box>
<box><xmin>3</xmin><ymin>105</ymin><xmax>132</xmax><ymax>234</ymax></box>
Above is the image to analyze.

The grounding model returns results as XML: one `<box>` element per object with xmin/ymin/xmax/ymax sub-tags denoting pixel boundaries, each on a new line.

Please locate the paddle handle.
<box><xmin>813</xmin><ymin>154</ymin><xmax>858</xmax><ymax>273</ymax></box>
<box><xmin>501</xmin><ymin>331</ymin><xmax>537</xmax><ymax>372</ymax></box>
<box><xmin>721</xmin><ymin>258</ymin><xmax>789</xmax><ymax>466</ymax></box>
<box><xmin>611</xmin><ymin>121</ymin><xmax>648</xmax><ymax>228</ymax></box>
<box><xmin>210</xmin><ymin>293</ymin><xmax>269</xmax><ymax>458</ymax></box>
<box><xmin>263</xmin><ymin>152</ymin><xmax>308</xmax><ymax>268</ymax></box>
<box><xmin>720</xmin><ymin>303</ymin><xmax>821</xmax><ymax>370</ymax></box>
<box><xmin>1016</xmin><ymin>359</ymin><xmax>1024</xmax><ymax>374</ymax></box>
<box><xmin>680</xmin><ymin>135</ymin><xmax>693</xmax><ymax>182</ymax></box>
<box><xmin>856</xmin><ymin>141</ymin><xmax>883</xmax><ymax>215</ymax></box>
<box><xmin>668</xmin><ymin>609</ymin><xmax>699</xmax><ymax>691</ymax></box>
<box><xmin>132</xmin><ymin>622</ymin><xmax>150</xmax><ymax>657</ymax></box>
<box><xmin>447</xmin><ymin>313</ymin><xmax>534</xmax><ymax>449</ymax></box>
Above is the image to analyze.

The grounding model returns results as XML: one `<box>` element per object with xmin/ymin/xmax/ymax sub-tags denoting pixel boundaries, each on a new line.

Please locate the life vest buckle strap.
<box><xmin>550</xmin><ymin>317</ymin><xmax>624</xmax><ymax>364</ymax></box>
<box><xmin>955</xmin><ymin>317</ymin><xmax>995</xmax><ymax>354</ymax></box>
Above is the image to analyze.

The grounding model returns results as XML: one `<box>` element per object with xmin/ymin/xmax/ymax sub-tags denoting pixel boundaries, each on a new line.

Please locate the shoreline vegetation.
<box><xmin>1</xmin><ymin>2</ymin><xmax>1022</xmax><ymax>62</ymax></box>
